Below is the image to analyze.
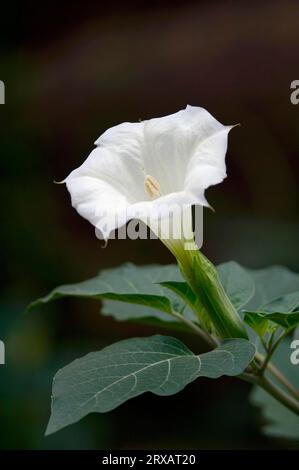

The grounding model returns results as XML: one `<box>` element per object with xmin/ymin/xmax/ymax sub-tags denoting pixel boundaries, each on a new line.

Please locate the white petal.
<box><xmin>184</xmin><ymin>125</ymin><xmax>231</xmax><ymax>198</ymax></box>
<box><xmin>65</xmin><ymin>124</ymin><xmax>146</xmax><ymax>238</ymax></box>
<box><xmin>141</xmin><ymin>105</ymin><xmax>229</xmax><ymax>196</ymax></box>
<box><xmin>94</xmin><ymin>121</ymin><xmax>143</xmax><ymax>160</ymax></box>
<box><xmin>127</xmin><ymin>190</ymin><xmax>198</xmax><ymax>222</ymax></box>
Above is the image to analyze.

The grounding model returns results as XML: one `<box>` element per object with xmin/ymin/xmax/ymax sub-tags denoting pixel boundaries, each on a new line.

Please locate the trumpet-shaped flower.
<box><xmin>64</xmin><ymin>105</ymin><xmax>233</xmax><ymax>242</ymax></box>
<box><xmin>63</xmin><ymin>105</ymin><xmax>247</xmax><ymax>339</ymax></box>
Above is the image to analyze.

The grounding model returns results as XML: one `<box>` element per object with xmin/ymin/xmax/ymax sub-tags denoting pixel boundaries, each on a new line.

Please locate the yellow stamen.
<box><xmin>144</xmin><ymin>174</ymin><xmax>161</xmax><ymax>199</ymax></box>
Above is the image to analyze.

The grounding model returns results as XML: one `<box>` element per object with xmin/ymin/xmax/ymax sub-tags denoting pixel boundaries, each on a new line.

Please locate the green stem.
<box><xmin>257</xmin><ymin>375</ymin><xmax>299</xmax><ymax>415</ymax></box>
<box><xmin>267</xmin><ymin>362</ymin><xmax>299</xmax><ymax>401</ymax></box>
<box><xmin>171</xmin><ymin>310</ymin><xmax>218</xmax><ymax>349</ymax></box>
<box><xmin>240</xmin><ymin>371</ymin><xmax>299</xmax><ymax>415</ymax></box>
<box><xmin>255</xmin><ymin>350</ymin><xmax>299</xmax><ymax>401</ymax></box>
<box><xmin>179</xmin><ymin>250</ymin><xmax>248</xmax><ymax>339</ymax></box>
<box><xmin>258</xmin><ymin>329</ymin><xmax>289</xmax><ymax>375</ymax></box>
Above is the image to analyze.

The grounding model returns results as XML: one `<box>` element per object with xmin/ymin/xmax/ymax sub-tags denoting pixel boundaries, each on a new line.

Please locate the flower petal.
<box><xmin>184</xmin><ymin>125</ymin><xmax>232</xmax><ymax>198</ymax></box>
<box><xmin>65</xmin><ymin>122</ymin><xmax>146</xmax><ymax>238</ymax></box>
<box><xmin>142</xmin><ymin>105</ymin><xmax>230</xmax><ymax>196</ymax></box>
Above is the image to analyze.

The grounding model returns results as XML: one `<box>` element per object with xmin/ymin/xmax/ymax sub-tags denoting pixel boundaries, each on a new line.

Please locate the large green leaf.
<box><xmin>46</xmin><ymin>335</ymin><xmax>255</xmax><ymax>435</ymax></box>
<box><xmin>29</xmin><ymin>262</ymin><xmax>299</xmax><ymax>335</ymax></box>
<box><xmin>101</xmin><ymin>262</ymin><xmax>256</xmax><ymax>330</ymax></box>
<box><xmin>29</xmin><ymin>264</ymin><xmax>184</xmax><ymax>321</ymax></box>
<box><xmin>251</xmin><ymin>329</ymin><xmax>299</xmax><ymax>440</ymax></box>
<box><xmin>29</xmin><ymin>261</ymin><xmax>253</xmax><ymax>327</ymax></box>
<box><xmin>244</xmin><ymin>291</ymin><xmax>299</xmax><ymax>335</ymax></box>
<box><xmin>217</xmin><ymin>261</ymin><xmax>255</xmax><ymax>310</ymax></box>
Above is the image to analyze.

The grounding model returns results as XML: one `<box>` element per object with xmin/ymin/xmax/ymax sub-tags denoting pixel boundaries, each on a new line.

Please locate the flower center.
<box><xmin>144</xmin><ymin>174</ymin><xmax>161</xmax><ymax>199</ymax></box>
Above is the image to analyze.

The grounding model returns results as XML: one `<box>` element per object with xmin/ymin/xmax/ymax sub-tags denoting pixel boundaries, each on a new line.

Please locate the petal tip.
<box><xmin>53</xmin><ymin>179</ymin><xmax>66</xmax><ymax>185</ymax></box>
<box><xmin>229</xmin><ymin>123</ymin><xmax>241</xmax><ymax>130</ymax></box>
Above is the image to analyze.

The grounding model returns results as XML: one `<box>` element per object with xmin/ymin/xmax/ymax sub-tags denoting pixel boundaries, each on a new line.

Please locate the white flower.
<box><xmin>64</xmin><ymin>105</ymin><xmax>233</xmax><ymax>242</ymax></box>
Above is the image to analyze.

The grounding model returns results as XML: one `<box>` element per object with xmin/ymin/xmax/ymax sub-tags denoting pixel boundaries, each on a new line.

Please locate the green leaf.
<box><xmin>243</xmin><ymin>311</ymin><xmax>270</xmax><ymax>337</ymax></box>
<box><xmin>245</xmin><ymin>312</ymin><xmax>299</xmax><ymax>334</ymax></box>
<box><xmin>101</xmin><ymin>299</ymin><xmax>175</xmax><ymax>322</ymax></box>
<box><xmin>245</xmin><ymin>265</ymin><xmax>299</xmax><ymax>311</ymax></box>
<box><xmin>101</xmin><ymin>300</ymin><xmax>197</xmax><ymax>335</ymax></box>
<box><xmin>29</xmin><ymin>261</ymin><xmax>255</xmax><ymax>317</ymax></box>
<box><xmin>28</xmin><ymin>261</ymin><xmax>258</xmax><ymax>328</ymax></box>
<box><xmin>261</xmin><ymin>291</ymin><xmax>299</xmax><ymax>314</ymax></box>
<box><xmin>29</xmin><ymin>261</ymin><xmax>299</xmax><ymax>336</ymax></box>
<box><xmin>244</xmin><ymin>291</ymin><xmax>299</xmax><ymax>335</ymax></box>
<box><xmin>217</xmin><ymin>261</ymin><xmax>255</xmax><ymax>310</ymax></box>
<box><xmin>160</xmin><ymin>281</ymin><xmax>197</xmax><ymax>308</ymax></box>
<box><xmin>159</xmin><ymin>281</ymin><xmax>209</xmax><ymax>327</ymax></box>
<box><xmin>251</xmin><ymin>328</ymin><xmax>299</xmax><ymax>440</ymax></box>
<box><xmin>29</xmin><ymin>263</ymin><xmax>184</xmax><ymax>321</ymax></box>
<box><xmin>46</xmin><ymin>335</ymin><xmax>255</xmax><ymax>435</ymax></box>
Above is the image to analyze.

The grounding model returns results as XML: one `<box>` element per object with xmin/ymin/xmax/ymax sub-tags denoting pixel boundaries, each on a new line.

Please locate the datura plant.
<box><xmin>29</xmin><ymin>105</ymin><xmax>299</xmax><ymax>439</ymax></box>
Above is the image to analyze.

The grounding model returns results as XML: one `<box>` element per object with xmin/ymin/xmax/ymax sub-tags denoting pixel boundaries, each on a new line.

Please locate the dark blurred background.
<box><xmin>0</xmin><ymin>0</ymin><xmax>298</xmax><ymax>449</ymax></box>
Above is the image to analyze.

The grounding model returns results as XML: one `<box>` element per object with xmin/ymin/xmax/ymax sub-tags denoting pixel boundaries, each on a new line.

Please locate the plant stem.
<box><xmin>179</xmin><ymin>250</ymin><xmax>248</xmax><ymax>340</ymax></box>
<box><xmin>266</xmin><ymin>362</ymin><xmax>299</xmax><ymax>401</ymax></box>
<box><xmin>172</xmin><ymin>310</ymin><xmax>218</xmax><ymax>348</ymax></box>
<box><xmin>240</xmin><ymin>370</ymin><xmax>299</xmax><ymax>415</ymax></box>
<box><xmin>255</xmin><ymin>351</ymin><xmax>299</xmax><ymax>401</ymax></box>
<box><xmin>257</xmin><ymin>375</ymin><xmax>299</xmax><ymax>415</ymax></box>
<box><xmin>258</xmin><ymin>330</ymin><xmax>289</xmax><ymax>375</ymax></box>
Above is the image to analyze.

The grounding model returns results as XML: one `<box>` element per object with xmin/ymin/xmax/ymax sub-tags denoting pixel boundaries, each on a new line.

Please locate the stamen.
<box><xmin>144</xmin><ymin>174</ymin><xmax>161</xmax><ymax>199</ymax></box>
